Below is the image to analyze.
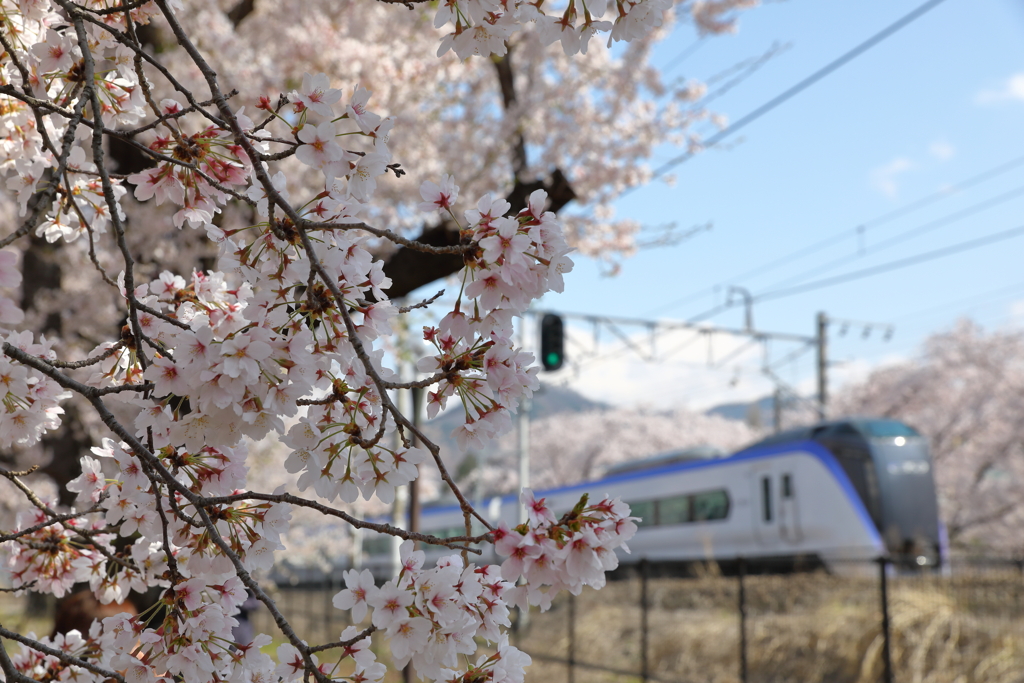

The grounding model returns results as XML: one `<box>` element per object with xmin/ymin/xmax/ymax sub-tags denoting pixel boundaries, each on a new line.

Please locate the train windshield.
<box><xmin>855</xmin><ymin>419</ymin><xmax>921</xmax><ymax>439</ymax></box>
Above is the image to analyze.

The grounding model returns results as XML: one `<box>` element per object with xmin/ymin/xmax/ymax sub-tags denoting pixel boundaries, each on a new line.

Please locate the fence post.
<box><xmin>306</xmin><ymin>584</ymin><xmax>314</xmax><ymax>640</ymax></box>
<box><xmin>738</xmin><ymin>557</ymin><xmax>748</xmax><ymax>683</ymax></box>
<box><xmin>641</xmin><ymin>559</ymin><xmax>650</xmax><ymax>682</ymax></box>
<box><xmin>878</xmin><ymin>557</ymin><xmax>894</xmax><ymax>683</ymax></box>
<box><xmin>323</xmin><ymin>577</ymin><xmax>331</xmax><ymax>642</ymax></box>
<box><xmin>568</xmin><ymin>593</ymin><xmax>576</xmax><ymax>683</ymax></box>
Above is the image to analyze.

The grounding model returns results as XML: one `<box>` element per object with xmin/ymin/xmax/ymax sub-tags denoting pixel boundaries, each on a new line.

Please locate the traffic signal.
<box><xmin>540</xmin><ymin>313</ymin><xmax>565</xmax><ymax>371</ymax></box>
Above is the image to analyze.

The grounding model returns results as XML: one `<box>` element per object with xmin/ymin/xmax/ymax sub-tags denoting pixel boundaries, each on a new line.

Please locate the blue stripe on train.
<box><xmin>414</xmin><ymin>440</ymin><xmax>884</xmax><ymax>549</ymax></box>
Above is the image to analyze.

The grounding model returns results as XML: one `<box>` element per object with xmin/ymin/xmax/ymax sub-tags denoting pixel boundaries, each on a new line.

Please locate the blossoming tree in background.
<box><xmin>835</xmin><ymin>321</ymin><xmax>1024</xmax><ymax>554</ymax></box>
<box><xmin>442</xmin><ymin>407</ymin><xmax>760</xmax><ymax>498</ymax></box>
<box><xmin>0</xmin><ymin>0</ymin><xmax>756</xmax><ymax>681</ymax></box>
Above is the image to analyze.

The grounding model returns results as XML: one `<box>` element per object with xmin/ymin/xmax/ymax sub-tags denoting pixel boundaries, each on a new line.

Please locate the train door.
<box><xmin>751</xmin><ymin>466</ymin><xmax>779</xmax><ymax>549</ymax></box>
<box><xmin>777</xmin><ymin>471</ymin><xmax>803</xmax><ymax>544</ymax></box>
<box><xmin>752</xmin><ymin>466</ymin><xmax>802</xmax><ymax>547</ymax></box>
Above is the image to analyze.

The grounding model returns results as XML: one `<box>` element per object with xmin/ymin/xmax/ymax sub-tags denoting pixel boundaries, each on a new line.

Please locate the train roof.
<box><xmin>737</xmin><ymin>417</ymin><xmax>922</xmax><ymax>452</ymax></box>
<box><xmin>602</xmin><ymin>445</ymin><xmax>726</xmax><ymax>477</ymax></box>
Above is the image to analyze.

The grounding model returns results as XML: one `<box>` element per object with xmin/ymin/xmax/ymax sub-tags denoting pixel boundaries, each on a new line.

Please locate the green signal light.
<box><xmin>540</xmin><ymin>313</ymin><xmax>564</xmax><ymax>371</ymax></box>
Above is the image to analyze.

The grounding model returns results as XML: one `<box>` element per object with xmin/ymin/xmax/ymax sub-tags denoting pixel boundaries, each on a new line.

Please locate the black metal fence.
<box><xmin>255</xmin><ymin>556</ymin><xmax>1024</xmax><ymax>683</ymax></box>
<box><xmin>512</xmin><ymin>556</ymin><xmax>1024</xmax><ymax>683</ymax></box>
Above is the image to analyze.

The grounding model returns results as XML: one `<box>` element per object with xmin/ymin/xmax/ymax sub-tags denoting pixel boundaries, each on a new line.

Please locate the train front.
<box><xmin>854</xmin><ymin>419</ymin><xmax>943</xmax><ymax>568</ymax></box>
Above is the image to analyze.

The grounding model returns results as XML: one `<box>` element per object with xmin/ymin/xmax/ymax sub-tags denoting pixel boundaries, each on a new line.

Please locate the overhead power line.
<box><xmin>662</xmin><ymin>38</ymin><xmax>705</xmax><ymax>74</ymax></box>
<box><xmin>640</xmin><ymin>0</ymin><xmax>950</xmax><ymax>185</ymax></box>
<box><xmin>651</xmin><ymin>152</ymin><xmax>1024</xmax><ymax>317</ymax></box>
<box><xmin>718</xmin><ymin>153</ymin><xmax>1024</xmax><ymax>289</ymax></box>
<box><xmin>762</xmin><ymin>182</ymin><xmax>1024</xmax><ymax>292</ymax></box>
<box><xmin>897</xmin><ymin>278</ymin><xmax>1024</xmax><ymax>324</ymax></box>
<box><xmin>685</xmin><ymin>223</ymin><xmax>1024</xmax><ymax>322</ymax></box>
<box><xmin>756</xmin><ymin>223</ymin><xmax>1024</xmax><ymax>302</ymax></box>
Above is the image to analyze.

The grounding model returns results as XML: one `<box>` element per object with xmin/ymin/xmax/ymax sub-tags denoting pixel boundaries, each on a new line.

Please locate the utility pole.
<box><xmin>727</xmin><ymin>286</ymin><xmax>754</xmax><ymax>333</ymax></box>
<box><xmin>517</xmin><ymin>396</ymin><xmax>530</xmax><ymax>524</ymax></box>
<box><xmin>773</xmin><ymin>387</ymin><xmax>782</xmax><ymax>434</ymax></box>
<box><xmin>517</xmin><ymin>315</ymin><xmax>531</xmax><ymax>525</ymax></box>
<box><xmin>817</xmin><ymin>311</ymin><xmax>828</xmax><ymax>420</ymax></box>
<box><xmin>390</xmin><ymin>366</ymin><xmax>409</xmax><ymax>579</ymax></box>
<box><xmin>402</xmin><ymin>387</ymin><xmax>423</xmax><ymax>683</ymax></box>
<box><xmin>408</xmin><ymin>386</ymin><xmax>423</xmax><ymax>538</ymax></box>
<box><xmin>530</xmin><ymin>307</ymin><xmax>888</xmax><ymax>427</ymax></box>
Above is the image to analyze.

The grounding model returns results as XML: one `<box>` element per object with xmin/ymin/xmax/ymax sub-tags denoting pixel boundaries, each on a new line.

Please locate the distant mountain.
<box><xmin>705</xmin><ymin>395</ymin><xmax>776</xmax><ymax>426</ymax></box>
<box><xmin>528</xmin><ymin>382</ymin><xmax>611</xmax><ymax>417</ymax></box>
<box><xmin>421</xmin><ymin>382</ymin><xmax>610</xmax><ymax>457</ymax></box>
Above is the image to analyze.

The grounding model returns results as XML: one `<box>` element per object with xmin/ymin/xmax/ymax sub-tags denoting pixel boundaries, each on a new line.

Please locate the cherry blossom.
<box><xmin>293</xmin><ymin>72</ymin><xmax>343</xmax><ymax>118</ymax></box>
<box><xmin>418</xmin><ymin>175</ymin><xmax>460</xmax><ymax>215</ymax></box>
<box><xmin>296</xmin><ymin>121</ymin><xmax>345</xmax><ymax>171</ymax></box>
<box><xmin>333</xmin><ymin>568</ymin><xmax>380</xmax><ymax>622</ymax></box>
<box><xmin>0</xmin><ymin>0</ymin><xmax>759</xmax><ymax>681</ymax></box>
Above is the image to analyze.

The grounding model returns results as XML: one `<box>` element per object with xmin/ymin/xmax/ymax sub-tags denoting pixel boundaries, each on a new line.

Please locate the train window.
<box><xmin>692</xmin><ymin>490</ymin><xmax>730</xmax><ymax>521</ymax></box>
<box><xmin>820</xmin><ymin>423</ymin><xmax>860</xmax><ymax>438</ymax></box>
<box><xmin>863</xmin><ymin>462</ymin><xmax>882</xmax><ymax>519</ymax></box>
<box><xmin>628</xmin><ymin>500</ymin><xmax>658</xmax><ymax>527</ymax></box>
<box><xmin>781</xmin><ymin>474</ymin><xmax>793</xmax><ymax>499</ymax></box>
<box><xmin>761</xmin><ymin>476</ymin><xmax>772</xmax><ymax>522</ymax></box>
<box><xmin>857</xmin><ymin>419</ymin><xmax>921</xmax><ymax>439</ymax></box>
<box><xmin>659</xmin><ymin>495</ymin><xmax>692</xmax><ymax>525</ymax></box>
<box><xmin>434</xmin><ymin>527</ymin><xmax>465</xmax><ymax>540</ymax></box>
<box><xmin>362</xmin><ymin>535</ymin><xmax>392</xmax><ymax>556</ymax></box>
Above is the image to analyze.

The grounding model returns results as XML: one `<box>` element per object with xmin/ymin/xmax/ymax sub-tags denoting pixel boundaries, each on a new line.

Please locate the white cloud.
<box><xmin>869</xmin><ymin>156</ymin><xmax>915</xmax><ymax>198</ymax></box>
<box><xmin>928</xmin><ymin>140</ymin><xmax>955</xmax><ymax>161</ymax></box>
<box><xmin>1007</xmin><ymin>298</ymin><xmax>1024</xmax><ymax>325</ymax></box>
<box><xmin>545</xmin><ymin>326</ymin><xmax>791</xmax><ymax>411</ymax></box>
<box><xmin>975</xmin><ymin>73</ymin><xmax>1024</xmax><ymax>104</ymax></box>
<box><xmin>533</xmin><ymin>322</ymin><xmax>915</xmax><ymax>416</ymax></box>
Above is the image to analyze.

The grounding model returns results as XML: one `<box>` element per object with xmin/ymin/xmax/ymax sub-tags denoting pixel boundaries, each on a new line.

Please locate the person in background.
<box><xmin>52</xmin><ymin>589</ymin><xmax>138</xmax><ymax>638</ymax></box>
<box><xmin>232</xmin><ymin>589</ymin><xmax>260</xmax><ymax>646</ymax></box>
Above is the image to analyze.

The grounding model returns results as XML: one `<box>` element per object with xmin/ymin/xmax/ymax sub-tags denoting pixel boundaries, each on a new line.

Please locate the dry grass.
<box><xmin>513</xmin><ymin>570</ymin><xmax>1024</xmax><ymax>683</ymax></box>
<box><xmin>0</xmin><ymin>592</ymin><xmax>54</xmax><ymax>640</ymax></box>
<box><xmin>3</xmin><ymin>571</ymin><xmax>1022</xmax><ymax>683</ymax></box>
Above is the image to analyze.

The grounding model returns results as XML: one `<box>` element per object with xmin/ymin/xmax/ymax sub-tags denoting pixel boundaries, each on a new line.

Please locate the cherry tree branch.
<box><xmin>308</xmin><ymin>626</ymin><xmax>376</xmax><ymax>654</ymax></box>
<box><xmin>197</xmin><ymin>490</ymin><xmax>487</xmax><ymax>552</ymax></box>
<box><xmin>44</xmin><ymin>344</ymin><xmax>123</xmax><ymax>369</ymax></box>
<box><xmin>398</xmin><ymin>289</ymin><xmax>445</xmax><ymax>313</ymax></box>
<box><xmin>294</xmin><ymin>226</ymin><xmax>493</xmax><ymax>533</ymax></box>
<box><xmin>3</xmin><ymin>337</ymin><xmax>330</xmax><ymax>682</ymax></box>
<box><xmin>0</xmin><ymin>465</ymin><xmax>133</xmax><ymax>571</ymax></box>
<box><xmin>0</xmin><ymin>503</ymin><xmax>104</xmax><ymax>543</ymax></box>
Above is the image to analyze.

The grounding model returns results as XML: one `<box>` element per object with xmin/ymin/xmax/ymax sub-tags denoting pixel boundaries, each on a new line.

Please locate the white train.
<box><xmin>358</xmin><ymin>418</ymin><xmax>942</xmax><ymax>576</ymax></box>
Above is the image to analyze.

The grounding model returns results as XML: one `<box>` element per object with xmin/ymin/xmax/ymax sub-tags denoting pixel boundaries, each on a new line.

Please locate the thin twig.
<box><xmin>136</xmin><ymin>301</ymin><xmax>192</xmax><ymax>330</ymax></box>
<box><xmin>0</xmin><ymin>626</ymin><xmax>124</xmax><ymax>683</ymax></box>
<box><xmin>197</xmin><ymin>491</ymin><xmax>486</xmax><ymax>552</ymax></box>
<box><xmin>0</xmin><ymin>504</ymin><xmax>103</xmax><ymax>543</ymax></box>
<box><xmin>398</xmin><ymin>289</ymin><xmax>445</xmax><ymax>313</ymax></box>
<box><xmin>295</xmin><ymin>228</ymin><xmax>492</xmax><ymax>533</ymax></box>
<box><xmin>45</xmin><ymin>343</ymin><xmax>122</xmax><ymax>369</ymax></box>
<box><xmin>308</xmin><ymin>626</ymin><xmax>376</xmax><ymax>654</ymax></box>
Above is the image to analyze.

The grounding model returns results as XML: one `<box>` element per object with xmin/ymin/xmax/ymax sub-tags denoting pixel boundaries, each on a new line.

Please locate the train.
<box><xmin>356</xmin><ymin>417</ymin><xmax>943</xmax><ymax>577</ymax></box>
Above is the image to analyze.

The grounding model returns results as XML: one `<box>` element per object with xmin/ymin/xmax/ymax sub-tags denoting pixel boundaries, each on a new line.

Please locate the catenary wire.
<box><xmin>896</xmin><ymin>278</ymin><xmax>1024</xmax><ymax>324</ymax></box>
<box><xmin>685</xmin><ymin>223</ymin><xmax>1024</xmax><ymax>321</ymax></box>
<box><xmin>650</xmin><ymin>152</ymin><xmax>1024</xmax><ymax>317</ymax></box>
<box><xmin>662</xmin><ymin>38</ymin><xmax>706</xmax><ymax>74</ymax></box>
<box><xmin>629</xmin><ymin>0</ymin><xmax>951</xmax><ymax>193</ymax></box>
<box><xmin>755</xmin><ymin>223</ymin><xmax>1024</xmax><ymax>303</ymax></box>
<box><xmin>761</xmin><ymin>183</ymin><xmax>1024</xmax><ymax>292</ymax></box>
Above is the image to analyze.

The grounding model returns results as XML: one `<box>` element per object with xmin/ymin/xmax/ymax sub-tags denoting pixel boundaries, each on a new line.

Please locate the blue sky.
<box><xmin>530</xmin><ymin>0</ymin><xmax>1024</xmax><ymax>410</ymax></box>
